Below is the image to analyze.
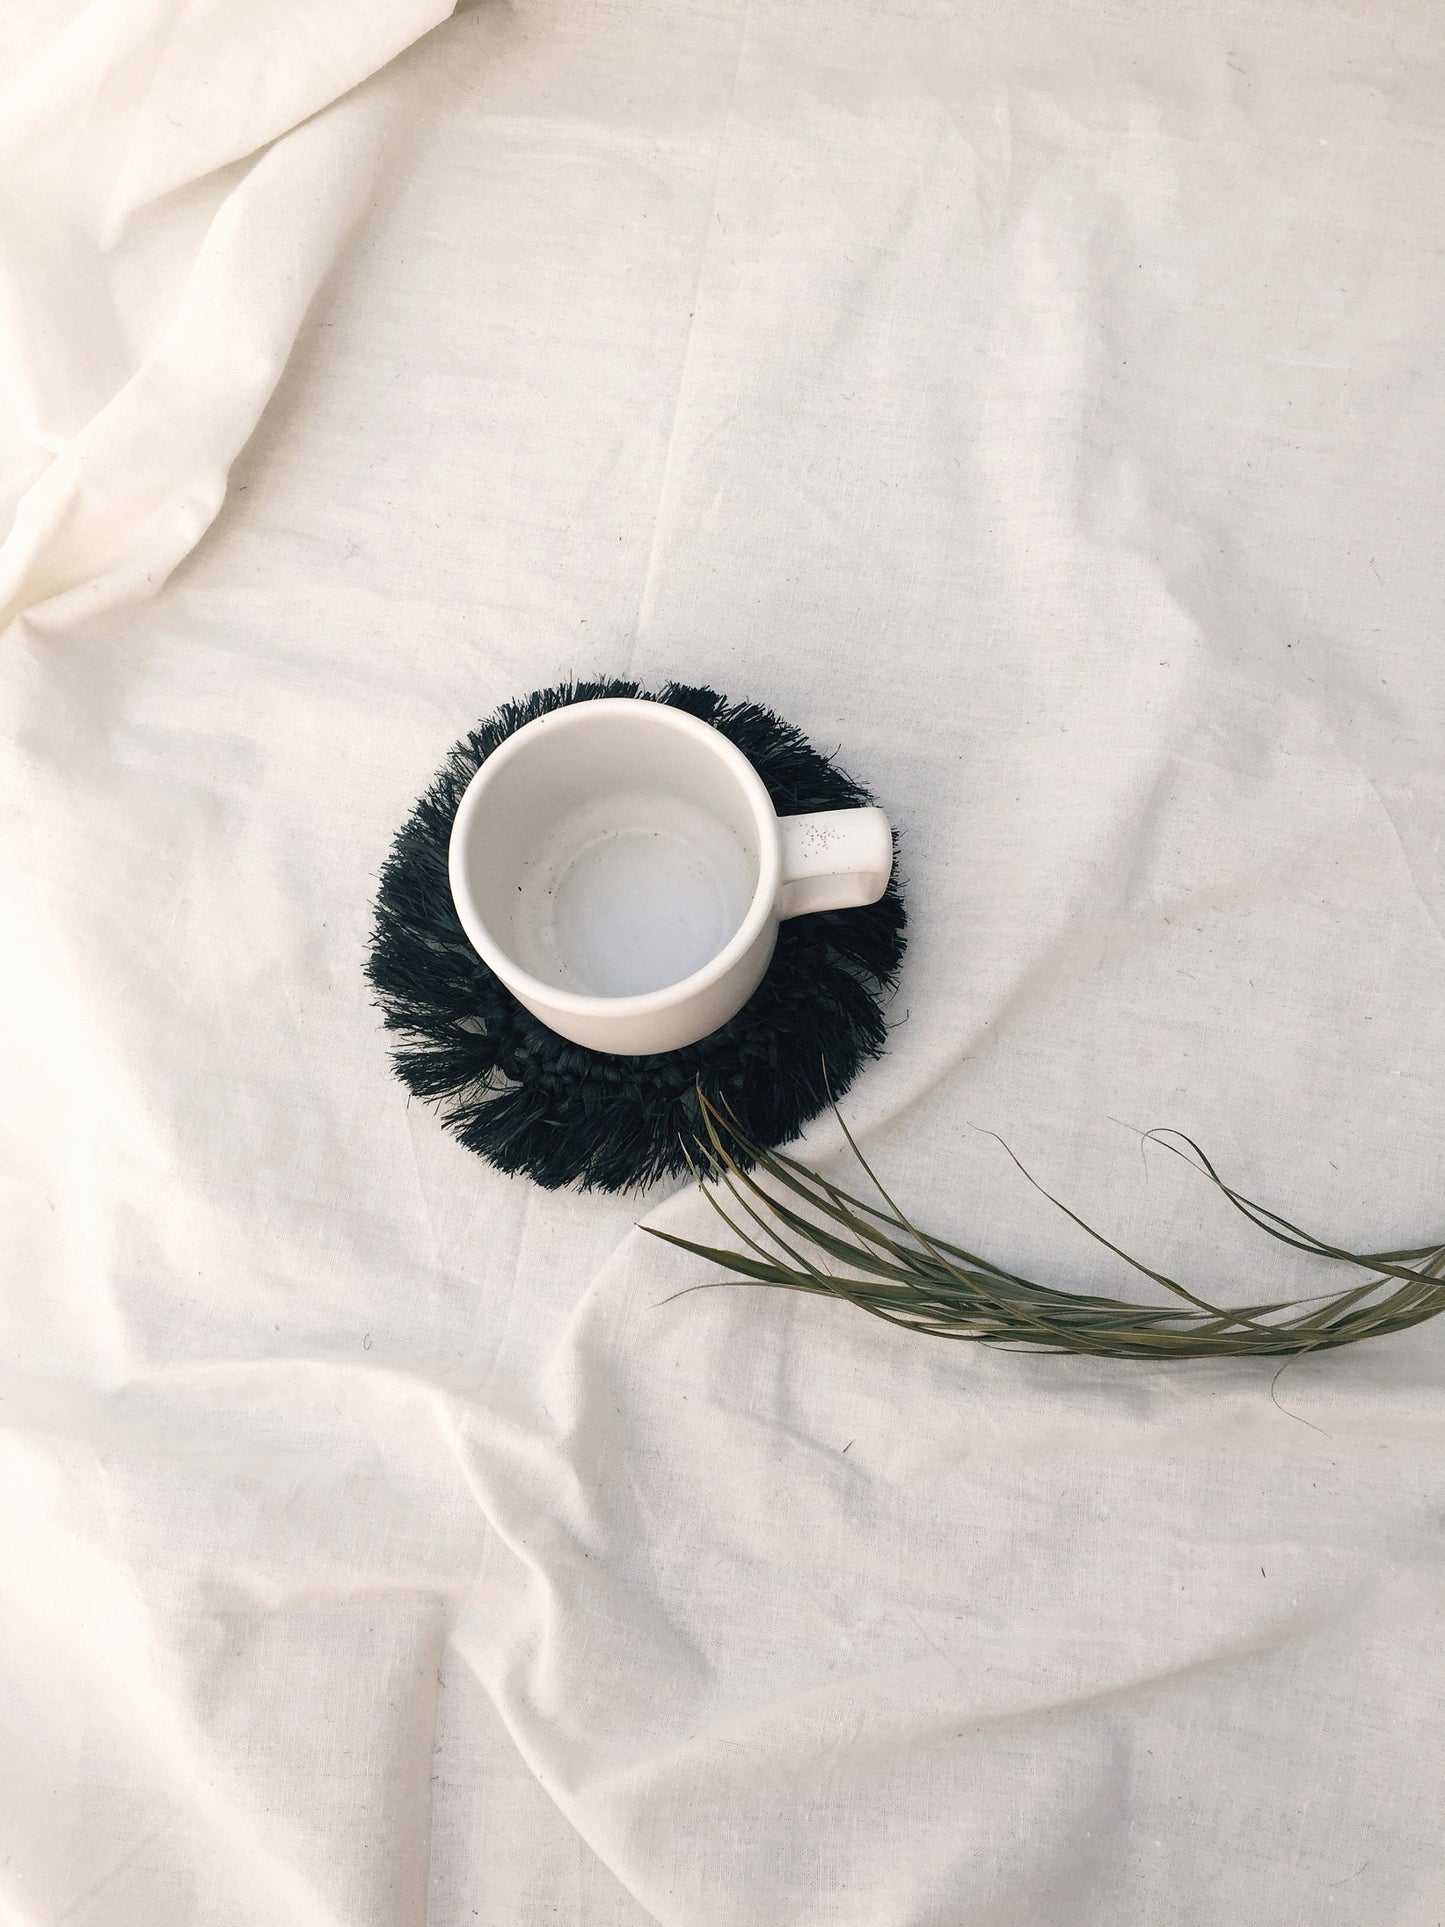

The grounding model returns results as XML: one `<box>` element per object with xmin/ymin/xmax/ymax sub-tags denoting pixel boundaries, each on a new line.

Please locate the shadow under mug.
<box><xmin>447</xmin><ymin>698</ymin><xmax>894</xmax><ymax>1055</ymax></box>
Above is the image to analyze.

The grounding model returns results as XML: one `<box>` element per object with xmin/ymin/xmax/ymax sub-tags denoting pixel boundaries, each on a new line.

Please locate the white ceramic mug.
<box><xmin>447</xmin><ymin>697</ymin><xmax>893</xmax><ymax>1055</ymax></box>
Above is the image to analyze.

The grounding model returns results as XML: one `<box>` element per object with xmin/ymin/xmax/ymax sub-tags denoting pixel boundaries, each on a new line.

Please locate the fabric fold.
<box><xmin>0</xmin><ymin>0</ymin><xmax>456</xmax><ymax>638</ymax></box>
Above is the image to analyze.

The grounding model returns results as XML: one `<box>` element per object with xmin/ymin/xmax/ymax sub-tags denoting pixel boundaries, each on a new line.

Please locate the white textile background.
<box><xmin>2</xmin><ymin>1</ymin><xmax>1444</xmax><ymax>1922</ymax></box>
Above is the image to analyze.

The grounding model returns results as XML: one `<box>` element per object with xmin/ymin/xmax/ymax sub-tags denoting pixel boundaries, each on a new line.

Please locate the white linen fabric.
<box><xmin>2</xmin><ymin>2</ymin><xmax>1443</xmax><ymax>1923</ymax></box>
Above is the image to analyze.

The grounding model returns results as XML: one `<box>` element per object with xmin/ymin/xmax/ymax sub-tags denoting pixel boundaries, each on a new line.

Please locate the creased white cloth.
<box><xmin>2</xmin><ymin>1</ymin><xmax>1445</xmax><ymax>1923</ymax></box>
<box><xmin>0</xmin><ymin>0</ymin><xmax>454</xmax><ymax>636</ymax></box>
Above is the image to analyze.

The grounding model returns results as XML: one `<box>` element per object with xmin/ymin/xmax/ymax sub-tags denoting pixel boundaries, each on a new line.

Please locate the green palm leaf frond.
<box><xmin>644</xmin><ymin>1098</ymin><xmax>1445</xmax><ymax>1359</ymax></box>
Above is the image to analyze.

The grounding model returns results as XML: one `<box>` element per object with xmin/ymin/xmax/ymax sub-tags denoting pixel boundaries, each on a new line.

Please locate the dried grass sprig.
<box><xmin>644</xmin><ymin>1098</ymin><xmax>1445</xmax><ymax>1358</ymax></box>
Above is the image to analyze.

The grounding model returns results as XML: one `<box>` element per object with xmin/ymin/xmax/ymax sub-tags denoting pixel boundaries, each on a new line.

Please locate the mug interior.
<box><xmin>458</xmin><ymin>707</ymin><xmax>765</xmax><ymax>999</ymax></box>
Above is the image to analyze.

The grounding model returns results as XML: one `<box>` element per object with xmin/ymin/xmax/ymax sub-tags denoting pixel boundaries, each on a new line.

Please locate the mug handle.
<box><xmin>776</xmin><ymin>807</ymin><xmax>894</xmax><ymax>919</ymax></box>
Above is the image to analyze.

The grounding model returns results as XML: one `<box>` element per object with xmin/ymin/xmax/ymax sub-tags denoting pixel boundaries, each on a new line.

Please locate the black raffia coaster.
<box><xmin>366</xmin><ymin>678</ymin><xmax>907</xmax><ymax>1193</ymax></box>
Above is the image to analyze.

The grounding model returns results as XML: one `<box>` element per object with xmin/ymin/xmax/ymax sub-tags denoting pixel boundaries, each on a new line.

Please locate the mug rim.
<box><xmin>447</xmin><ymin>697</ymin><xmax>784</xmax><ymax>1020</ymax></box>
